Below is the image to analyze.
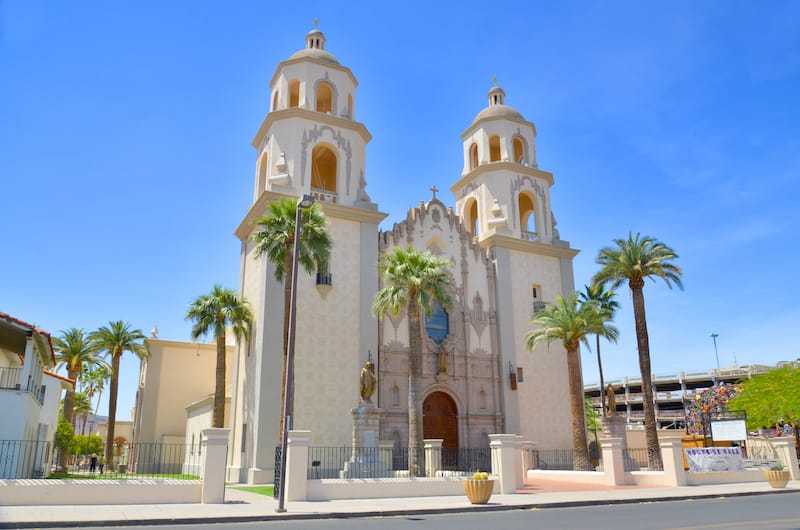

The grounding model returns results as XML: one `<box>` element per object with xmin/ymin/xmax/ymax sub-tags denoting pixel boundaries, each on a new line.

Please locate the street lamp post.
<box><xmin>276</xmin><ymin>194</ymin><xmax>315</xmax><ymax>513</ymax></box>
<box><xmin>710</xmin><ymin>333</ymin><xmax>720</xmax><ymax>372</ymax></box>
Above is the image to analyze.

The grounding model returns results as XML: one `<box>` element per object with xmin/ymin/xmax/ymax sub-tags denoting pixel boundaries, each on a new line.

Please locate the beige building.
<box><xmin>227</xmin><ymin>29</ymin><xmax>579</xmax><ymax>484</ymax></box>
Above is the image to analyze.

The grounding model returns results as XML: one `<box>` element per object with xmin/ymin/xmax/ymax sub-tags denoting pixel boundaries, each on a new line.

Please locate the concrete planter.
<box><xmin>765</xmin><ymin>469</ymin><xmax>790</xmax><ymax>488</ymax></box>
<box><xmin>463</xmin><ymin>479</ymin><xmax>493</xmax><ymax>504</ymax></box>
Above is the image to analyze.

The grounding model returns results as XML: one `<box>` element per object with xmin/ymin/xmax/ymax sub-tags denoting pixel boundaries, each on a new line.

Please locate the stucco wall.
<box><xmin>0</xmin><ymin>479</ymin><xmax>201</xmax><ymax>505</ymax></box>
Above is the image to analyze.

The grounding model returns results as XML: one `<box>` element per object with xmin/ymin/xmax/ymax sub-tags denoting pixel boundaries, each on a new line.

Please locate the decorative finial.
<box><xmin>429</xmin><ymin>185</ymin><xmax>439</xmax><ymax>200</ymax></box>
<box><xmin>313</xmin><ymin>18</ymin><xmax>319</xmax><ymax>28</ymax></box>
<box><xmin>492</xmin><ymin>75</ymin><xmax>498</xmax><ymax>85</ymax></box>
<box><xmin>150</xmin><ymin>325</ymin><xmax>158</xmax><ymax>338</ymax></box>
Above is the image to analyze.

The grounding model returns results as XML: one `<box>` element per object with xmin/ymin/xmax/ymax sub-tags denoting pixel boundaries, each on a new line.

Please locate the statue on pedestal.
<box><xmin>360</xmin><ymin>360</ymin><xmax>376</xmax><ymax>403</ymax></box>
<box><xmin>605</xmin><ymin>384</ymin><xmax>617</xmax><ymax>417</ymax></box>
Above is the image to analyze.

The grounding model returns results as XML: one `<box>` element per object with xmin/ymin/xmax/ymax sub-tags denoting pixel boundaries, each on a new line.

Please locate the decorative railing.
<box><xmin>532</xmin><ymin>449</ymin><xmax>576</xmax><ymax>471</ymax></box>
<box><xmin>623</xmin><ymin>447</ymin><xmax>662</xmax><ymax>471</ymax></box>
<box><xmin>0</xmin><ymin>367</ymin><xmax>44</xmax><ymax>404</ymax></box>
<box><xmin>311</xmin><ymin>189</ymin><xmax>338</xmax><ymax>204</ymax></box>
<box><xmin>0</xmin><ymin>440</ymin><xmax>51</xmax><ymax>479</ymax></box>
<box><xmin>520</xmin><ymin>231</ymin><xmax>540</xmax><ymax>242</ymax></box>
<box><xmin>532</xmin><ymin>301</ymin><xmax>546</xmax><ymax>313</ymax></box>
<box><xmin>51</xmin><ymin>442</ymin><xmax>202</xmax><ymax>480</ymax></box>
<box><xmin>0</xmin><ymin>367</ymin><xmax>22</xmax><ymax>390</ymax></box>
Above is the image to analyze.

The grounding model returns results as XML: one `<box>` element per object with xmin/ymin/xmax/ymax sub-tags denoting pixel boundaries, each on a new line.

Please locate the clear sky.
<box><xmin>2</xmin><ymin>1</ymin><xmax>799</xmax><ymax>421</ymax></box>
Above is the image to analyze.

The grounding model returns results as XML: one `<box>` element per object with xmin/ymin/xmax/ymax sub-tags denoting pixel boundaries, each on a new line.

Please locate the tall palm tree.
<box><xmin>526</xmin><ymin>295</ymin><xmax>618</xmax><ymax>471</ymax></box>
<box><xmin>186</xmin><ymin>285</ymin><xmax>253</xmax><ymax>428</ymax></box>
<box><xmin>82</xmin><ymin>363</ymin><xmax>112</xmax><ymax>434</ymax></box>
<box><xmin>251</xmin><ymin>197</ymin><xmax>332</xmax><ymax>440</ymax></box>
<box><xmin>73</xmin><ymin>392</ymin><xmax>92</xmax><ymax>435</ymax></box>
<box><xmin>53</xmin><ymin>328</ymin><xmax>105</xmax><ymax>428</ymax></box>
<box><xmin>373</xmin><ymin>246</ymin><xmax>454</xmax><ymax>477</ymax></box>
<box><xmin>578</xmin><ymin>284</ymin><xmax>620</xmax><ymax>416</ymax></box>
<box><xmin>592</xmin><ymin>232</ymin><xmax>682</xmax><ymax>470</ymax></box>
<box><xmin>90</xmin><ymin>321</ymin><xmax>148</xmax><ymax>469</ymax></box>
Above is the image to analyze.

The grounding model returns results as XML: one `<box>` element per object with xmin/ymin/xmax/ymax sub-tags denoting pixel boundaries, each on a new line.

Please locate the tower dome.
<box><xmin>471</xmin><ymin>84</ymin><xmax>524</xmax><ymax>125</ymax></box>
<box><xmin>288</xmin><ymin>28</ymin><xmax>340</xmax><ymax>64</ymax></box>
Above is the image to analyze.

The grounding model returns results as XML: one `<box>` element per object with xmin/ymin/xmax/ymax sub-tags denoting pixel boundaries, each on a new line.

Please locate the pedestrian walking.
<box><xmin>89</xmin><ymin>453</ymin><xmax>98</xmax><ymax>473</ymax></box>
<box><xmin>99</xmin><ymin>454</ymin><xmax>106</xmax><ymax>474</ymax></box>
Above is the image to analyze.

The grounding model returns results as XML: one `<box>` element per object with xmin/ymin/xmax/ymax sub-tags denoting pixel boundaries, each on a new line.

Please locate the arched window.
<box><xmin>465</xmin><ymin>199</ymin><xmax>479</xmax><ymax>236</ymax></box>
<box><xmin>257</xmin><ymin>151</ymin><xmax>268</xmax><ymax>194</ymax></box>
<box><xmin>272</xmin><ymin>90</ymin><xmax>279</xmax><ymax>111</ymax></box>
<box><xmin>391</xmin><ymin>385</ymin><xmax>400</xmax><ymax>407</ymax></box>
<box><xmin>311</xmin><ymin>144</ymin><xmax>337</xmax><ymax>192</ymax></box>
<box><xmin>347</xmin><ymin>93</ymin><xmax>353</xmax><ymax>119</ymax></box>
<box><xmin>519</xmin><ymin>192</ymin><xmax>536</xmax><ymax>235</ymax></box>
<box><xmin>316</xmin><ymin>82</ymin><xmax>333</xmax><ymax>113</ymax></box>
<box><xmin>513</xmin><ymin>137</ymin><xmax>526</xmax><ymax>164</ymax></box>
<box><xmin>469</xmin><ymin>143</ymin><xmax>478</xmax><ymax>170</ymax></box>
<box><xmin>425</xmin><ymin>303</ymin><xmax>449</xmax><ymax>345</ymax></box>
<box><xmin>288</xmin><ymin>79</ymin><xmax>300</xmax><ymax>108</ymax></box>
<box><xmin>479</xmin><ymin>389</ymin><xmax>487</xmax><ymax>410</ymax></box>
<box><xmin>489</xmin><ymin>135</ymin><xmax>501</xmax><ymax>162</ymax></box>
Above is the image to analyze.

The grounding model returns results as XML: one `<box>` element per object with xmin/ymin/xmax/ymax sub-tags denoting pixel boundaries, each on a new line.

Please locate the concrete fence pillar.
<box><xmin>285</xmin><ymin>430</ymin><xmax>311</xmax><ymax>502</ymax></box>
<box><xmin>600</xmin><ymin>437</ymin><xmax>625</xmax><ymax>486</ymax></box>
<box><xmin>200</xmin><ymin>428</ymin><xmax>230</xmax><ymax>504</ymax></box>
<box><xmin>770</xmin><ymin>438</ymin><xmax>800</xmax><ymax>480</ymax></box>
<box><xmin>520</xmin><ymin>441</ymin><xmax>536</xmax><ymax>480</ymax></box>
<box><xmin>423</xmin><ymin>439</ymin><xmax>443</xmax><ymax>477</ymax></box>
<box><xmin>659</xmin><ymin>436</ymin><xmax>687</xmax><ymax>486</ymax></box>
<box><xmin>490</xmin><ymin>434</ymin><xmax>519</xmax><ymax>494</ymax></box>
<box><xmin>513</xmin><ymin>435</ymin><xmax>525</xmax><ymax>489</ymax></box>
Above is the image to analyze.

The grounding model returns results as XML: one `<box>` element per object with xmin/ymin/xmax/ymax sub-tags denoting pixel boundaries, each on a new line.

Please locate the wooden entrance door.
<box><xmin>423</xmin><ymin>391</ymin><xmax>459</xmax><ymax>467</ymax></box>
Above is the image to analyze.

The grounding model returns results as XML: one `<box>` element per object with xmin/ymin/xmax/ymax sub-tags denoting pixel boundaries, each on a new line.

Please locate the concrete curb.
<box><xmin>3</xmin><ymin>489</ymin><xmax>799</xmax><ymax>529</ymax></box>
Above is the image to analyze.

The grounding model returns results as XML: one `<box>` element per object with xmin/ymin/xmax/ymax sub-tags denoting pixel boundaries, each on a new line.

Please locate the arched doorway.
<box><xmin>423</xmin><ymin>391</ymin><xmax>459</xmax><ymax>468</ymax></box>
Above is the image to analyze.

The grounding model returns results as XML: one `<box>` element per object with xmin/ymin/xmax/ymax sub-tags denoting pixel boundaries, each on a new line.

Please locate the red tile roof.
<box><xmin>0</xmin><ymin>311</ymin><xmax>57</xmax><ymax>365</ymax></box>
<box><xmin>43</xmin><ymin>370</ymin><xmax>76</xmax><ymax>390</ymax></box>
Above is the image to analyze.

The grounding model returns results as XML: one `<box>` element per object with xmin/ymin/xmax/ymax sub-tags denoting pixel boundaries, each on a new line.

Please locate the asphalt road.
<box><xmin>41</xmin><ymin>492</ymin><xmax>800</xmax><ymax>530</ymax></box>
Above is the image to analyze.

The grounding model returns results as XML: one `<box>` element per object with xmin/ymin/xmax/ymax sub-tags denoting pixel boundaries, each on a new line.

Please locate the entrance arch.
<box><xmin>423</xmin><ymin>391</ymin><xmax>459</xmax><ymax>453</ymax></box>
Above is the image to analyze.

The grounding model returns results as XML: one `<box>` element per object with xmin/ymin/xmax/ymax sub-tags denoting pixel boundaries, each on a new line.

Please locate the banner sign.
<box><xmin>710</xmin><ymin>419</ymin><xmax>748</xmax><ymax>441</ymax></box>
<box><xmin>684</xmin><ymin>447</ymin><xmax>744</xmax><ymax>472</ymax></box>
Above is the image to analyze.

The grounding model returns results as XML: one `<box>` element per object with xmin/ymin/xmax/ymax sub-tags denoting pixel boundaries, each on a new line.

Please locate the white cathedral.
<box><xmin>220</xmin><ymin>28</ymin><xmax>580</xmax><ymax>484</ymax></box>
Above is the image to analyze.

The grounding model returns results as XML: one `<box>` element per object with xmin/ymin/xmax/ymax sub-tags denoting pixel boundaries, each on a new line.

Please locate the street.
<box><xmin>42</xmin><ymin>491</ymin><xmax>800</xmax><ymax>530</ymax></box>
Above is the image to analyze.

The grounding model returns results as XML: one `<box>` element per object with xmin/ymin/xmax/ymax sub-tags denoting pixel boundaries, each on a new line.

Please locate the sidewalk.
<box><xmin>1</xmin><ymin>481</ymin><xmax>798</xmax><ymax>528</ymax></box>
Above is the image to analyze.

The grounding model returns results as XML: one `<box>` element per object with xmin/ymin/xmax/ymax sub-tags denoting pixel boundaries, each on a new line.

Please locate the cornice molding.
<box><xmin>450</xmin><ymin>163</ymin><xmax>554</xmax><ymax>195</ymax></box>
<box><xmin>235</xmin><ymin>190</ymin><xmax>388</xmax><ymax>241</ymax></box>
<box><xmin>460</xmin><ymin>115</ymin><xmax>536</xmax><ymax>141</ymax></box>
<box><xmin>478</xmin><ymin>231</ymin><xmax>580</xmax><ymax>259</ymax></box>
<box><xmin>269</xmin><ymin>57</ymin><xmax>358</xmax><ymax>87</ymax></box>
<box><xmin>252</xmin><ymin>108</ymin><xmax>372</xmax><ymax>149</ymax></box>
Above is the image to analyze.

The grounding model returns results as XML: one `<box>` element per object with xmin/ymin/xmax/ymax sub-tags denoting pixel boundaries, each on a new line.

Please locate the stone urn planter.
<box><xmin>463</xmin><ymin>478</ymin><xmax>494</xmax><ymax>504</ymax></box>
<box><xmin>765</xmin><ymin>468</ymin><xmax>790</xmax><ymax>488</ymax></box>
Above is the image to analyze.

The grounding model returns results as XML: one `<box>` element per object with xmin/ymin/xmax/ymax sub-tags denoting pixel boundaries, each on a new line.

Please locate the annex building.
<box><xmin>225</xmin><ymin>28</ymin><xmax>580</xmax><ymax>484</ymax></box>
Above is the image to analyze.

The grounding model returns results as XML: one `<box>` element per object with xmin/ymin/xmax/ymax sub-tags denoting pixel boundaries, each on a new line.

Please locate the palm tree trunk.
<box><xmin>567</xmin><ymin>345</ymin><xmax>591</xmax><ymax>471</ymax></box>
<box><xmin>630</xmin><ymin>280</ymin><xmax>662</xmax><ymax>470</ymax></box>
<box><xmin>64</xmin><ymin>367</ymin><xmax>80</xmax><ymax>426</ymax></box>
<box><xmin>105</xmin><ymin>352</ymin><xmax>121</xmax><ymax>471</ymax></box>
<box><xmin>213</xmin><ymin>331</ymin><xmax>227</xmax><ymax>428</ymax></box>
<box><xmin>596</xmin><ymin>334</ymin><xmax>606</xmax><ymax>416</ymax></box>
<box><xmin>278</xmin><ymin>246</ymin><xmax>293</xmax><ymax>445</ymax></box>
<box><xmin>407</xmin><ymin>299</ymin><xmax>423</xmax><ymax>477</ymax></box>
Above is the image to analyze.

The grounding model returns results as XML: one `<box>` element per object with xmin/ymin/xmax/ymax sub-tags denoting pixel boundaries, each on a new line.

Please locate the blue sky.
<box><xmin>2</xmin><ymin>1</ymin><xmax>799</xmax><ymax>421</ymax></box>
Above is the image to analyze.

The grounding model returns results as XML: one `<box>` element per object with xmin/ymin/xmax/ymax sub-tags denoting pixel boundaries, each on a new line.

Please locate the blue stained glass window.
<box><xmin>425</xmin><ymin>304</ymin><xmax>449</xmax><ymax>345</ymax></box>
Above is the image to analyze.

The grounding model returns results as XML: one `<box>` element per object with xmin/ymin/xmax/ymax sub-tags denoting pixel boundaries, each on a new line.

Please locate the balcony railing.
<box><xmin>532</xmin><ymin>301</ymin><xmax>546</xmax><ymax>313</ymax></box>
<box><xmin>311</xmin><ymin>189</ymin><xmax>338</xmax><ymax>204</ymax></box>
<box><xmin>520</xmin><ymin>231</ymin><xmax>540</xmax><ymax>243</ymax></box>
<box><xmin>0</xmin><ymin>367</ymin><xmax>22</xmax><ymax>390</ymax></box>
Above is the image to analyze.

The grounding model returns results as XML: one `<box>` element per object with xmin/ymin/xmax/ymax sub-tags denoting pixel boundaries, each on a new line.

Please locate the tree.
<box><xmin>728</xmin><ymin>365</ymin><xmax>800</xmax><ymax>449</ymax></box>
<box><xmin>82</xmin><ymin>363</ymin><xmax>112</xmax><ymax>433</ymax></box>
<box><xmin>53</xmin><ymin>328</ymin><xmax>105</xmax><ymax>428</ymax></box>
<box><xmin>90</xmin><ymin>321</ymin><xmax>148</xmax><ymax>469</ymax></box>
<box><xmin>251</xmin><ymin>197</ymin><xmax>332</xmax><ymax>440</ymax></box>
<box><xmin>373</xmin><ymin>246</ymin><xmax>454</xmax><ymax>476</ymax></box>
<box><xmin>578</xmin><ymin>284</ymin><xmax>620</xmax><ymax>416</ymax></box>
<box><xmin>526</xmin><ymin>295</ymin><xmax>618</xmax><ymax>471</ymax></box>
<box><xmin>592</xmin><ymin>232</ymin><xmax>682</xmax><ymax>470</ymax></box>
<box><xmin>186</xmin><ymin>285</ymin><xmax>253</xmax><ymax>428</ymax></box>
<box><xmin>54</xmin><ymin>416</ymin><xmax>75</xmax><ymax>471</ymax></box>
<box><xmin>72</xmin><ymin>392</ymin><xmax>92</xmax><ymax>435</ymax></box>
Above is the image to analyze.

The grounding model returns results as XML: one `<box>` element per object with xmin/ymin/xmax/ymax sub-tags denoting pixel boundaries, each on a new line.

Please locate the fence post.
<box><xmin>600</xmin><ymin>437</ymin><xmax>625</xmax><ymax>486</ymax></box>
<box><xmin>489</xmin><ymin>434</ymin><xmax>519</xmax><ymax>494</ymax></box>
<box><xmin>520</xmin><ymin>441</ymin><xmax>535</xmax><ymax>482</ymax></box>
<box><xmin>423</xmin><ymin>439</ymin><xmax>443</xmax><ymax>477</ymax></box>
<box><xmin>285</xmin><ymin>430</ymin><xmax>311</xmax><ymax>502</ymax></box>
<box><xmin>659</xmin><ymin>436</ymin><xmax>686</xmax><ymax>486</ymax></box>
<box><xmin>770</xmin><ymin>438</ymin><xmax>800</xmax><ymax>480</ymax></box>
<box><xmin>201</xmin><ymin>428</ymin><xmax>230</xmax><ymax>504</ymax></box>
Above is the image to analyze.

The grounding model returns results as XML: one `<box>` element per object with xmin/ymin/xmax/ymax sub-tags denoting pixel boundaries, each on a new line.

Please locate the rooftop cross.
<box><xmin>493</xmin><ymin>75</ymin><xmax>498</xmax><ymax>85</ymax></box>
<box><xmin>430</xmin><ymin>185</ymin><xmax>439</xmax><ymax>200</ymax></box>
<box><xmin>313</xmin><ymin>18</ymin><xmax>319</xmax><ymax>27</ymax></box>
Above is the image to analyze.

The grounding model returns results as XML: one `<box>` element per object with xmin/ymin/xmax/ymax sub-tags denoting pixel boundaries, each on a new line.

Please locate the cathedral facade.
<box><xmin>227</xmin><ymin>29</ymin><xmax>579</xmax><ymax>484</ymax></box>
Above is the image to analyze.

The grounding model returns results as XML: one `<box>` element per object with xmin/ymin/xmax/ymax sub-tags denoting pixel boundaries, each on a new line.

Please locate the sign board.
<box><xmin>684</xmin><ymin>447</ymin><xmax>744</xmax><ymax>472</ymax></box>
<box><xmin>710</xmin><ymin>419</ymin><xmax>748</xmax><ymax>441</ymax></box>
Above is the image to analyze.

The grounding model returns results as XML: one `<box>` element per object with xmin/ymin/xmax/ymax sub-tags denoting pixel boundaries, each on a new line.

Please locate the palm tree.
<box><xmin>81</xmin><ymin>363</ymin><xmax>112</xmax><ymax>434</ymax></box>
<box><xmin>592</xmin><ymin>232</ymin><xmax>682</xmax><ymax>470</ymax></box>
<box><xmin>373</xmin><ymin>246</ymin><xmax>454</xmax><ymax>477</ymax></box>
<box><xmin>251</xmin><ymin>197</ymin><xmax>332</xmax><ymax>440</ymax></box>
<box><xmin>73</xmin><ymin>392</ymin><xmax>92</xmax><ymax>435</ymax></box>
<box><xmin>186</xmin><ymin>285</ymin><xmax>253</xmax><ymax>428</ymax></box>
<box><xmin>90</xmin><ymin>321</ymin><xmax>148</xmax><ymax>469</ymax></box>
<box><xmin>578</xmin><ymin>284</ymin><xmax>620</xmax><ymax>416</ymax></box>
<box><xmin>53</xmin><ymin>328</ymin><xmax>105</xmax><ymax>428</ymax></box>
<box><xmin>526</xmin><ymin>295</ymin><xmax>618</xmax><ymax>471</ymax></box>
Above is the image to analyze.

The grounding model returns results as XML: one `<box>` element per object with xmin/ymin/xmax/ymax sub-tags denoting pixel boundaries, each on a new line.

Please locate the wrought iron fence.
<box><xmin>441</xmin><ymin>447</ymin><xmax>492</xmax><ymax>473</ymax></box>
<box><xmin>58</xmin><ymin>442</ymin><xmax>201</xmax><ymax>480</ymax></box>
<box><xmin>623</xmin><ymin>447</ymin><xmax>663</xmax><ymax>471</ymax></box>
<box><xmin>532</xmin><ymin>449</ymin><xmax>574</xmax><ymax>470</ymax></box>
<box><xmin>0</xmin><ymin>440</ymin><xmax>52</xmax><ymax>479</ymax></box>
<box><xmin>273</xmin><ymin>445</ymin><xmax>281</xmax><ymax>499</ymax></box>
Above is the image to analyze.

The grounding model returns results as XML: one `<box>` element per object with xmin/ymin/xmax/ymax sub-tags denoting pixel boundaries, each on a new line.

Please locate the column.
<box><xmin>600</xmin><ymin>437</ymin><xmax>625</xmax><ymax>486</ymax></box>
<box><xmin>423</xmin><ymin>439</ymin><xmax>443</xmax><ymax>477</ymax></box>
<box><xmin>201</xmin><ymin>428</ymin><xmax>230</xmax><ymax>504</ymax></box>
<box><xmin>285</xmin><ymin>430</ymin><xmax>311</xmax><ymax>502</ymax></box>
<box><xmin>489</xmin><ymin>434</ymin><xmax>519</xmax><ymax>494</ymax></box>
<box><xmin>659</xmin><ymin>436</ymin><xmax>686</xmax><ymax>486</ymax></box>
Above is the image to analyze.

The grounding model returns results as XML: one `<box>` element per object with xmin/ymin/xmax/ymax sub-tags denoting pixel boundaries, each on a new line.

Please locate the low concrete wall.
<box><xmin>627</xmin><ymin>471</ymin><xmax>670</xmax><ymax>486</ymax></box>
<box><xmin>686</xmin><ymin>469</ymin><xmax>764</xmax><ymax>486</ymax></box>
<box><xmin>0</xmin><ymin>479</ymin><xmax>201</xmax><ymax>506</ymax></box>
<box><xmin>306</xmin><ymin>477</ymin><xmax>496</xmax><ymax>501</ymax></box>
<box><xmin>527</xmin><ymin>469</ymin><xmax>607</xmax><ymax>485</ymax></box>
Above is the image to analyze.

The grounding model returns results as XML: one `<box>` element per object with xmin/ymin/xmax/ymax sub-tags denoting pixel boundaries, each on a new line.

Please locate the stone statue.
<box><xmin>359</xmin><ymin>360</ymin><xmax>376</xmax><ymax>403</ymax></box>
<box><xmin>605</xmin><ymin>384</ymin><xmax>617</xmax><ymax>417</ymax></box>
<box><xmin>437</xmin><ymin>343</ymin><xmax>448</xmax><ymax>374</ymax></box>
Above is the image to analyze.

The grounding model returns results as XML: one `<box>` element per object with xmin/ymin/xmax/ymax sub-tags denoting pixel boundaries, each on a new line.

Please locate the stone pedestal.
<box><xmin>342</xmin><ymin>401</ymin><xmax>388</xmax><ymax>478</ymax></box>
<box><xmin>603</xmin><ymin>415</ymin><xmax>627</xmax><ymax>448</ymax></box>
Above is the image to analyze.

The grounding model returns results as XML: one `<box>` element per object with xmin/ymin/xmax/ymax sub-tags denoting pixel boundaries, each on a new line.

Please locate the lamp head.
<box><xmin>299</xmin><ymin>194</ymin><xmax>315</xmax><ymax>209</ymax></box>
